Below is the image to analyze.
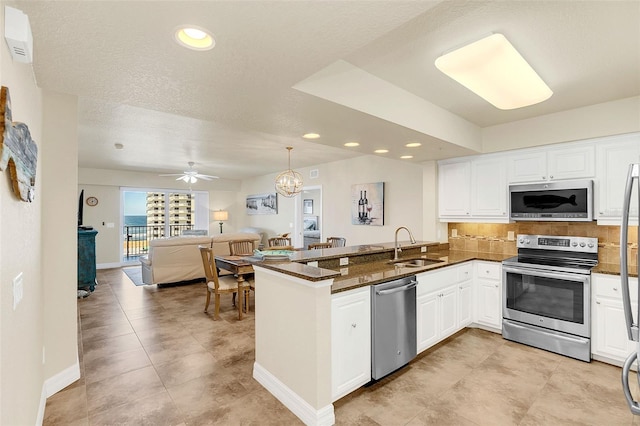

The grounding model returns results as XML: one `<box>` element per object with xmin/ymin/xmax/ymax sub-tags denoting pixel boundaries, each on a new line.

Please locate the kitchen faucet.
<box><xmin>394</xmin><ymin>226</ymin><xmax>416</xmax><ymax>261</ymax></box>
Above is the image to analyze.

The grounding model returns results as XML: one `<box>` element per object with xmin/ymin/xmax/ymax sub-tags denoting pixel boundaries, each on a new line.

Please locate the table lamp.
<box><xmin>213</xmin><ymin>210</ymin><xmax>228</xmax><ymax>234</ymax></box>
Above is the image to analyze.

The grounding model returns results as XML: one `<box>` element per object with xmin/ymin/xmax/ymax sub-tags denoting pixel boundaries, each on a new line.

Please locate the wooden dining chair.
<box><xmin>327</xmin><ymin>237</ymin><xmax>346</xmax><ymax>247</ymax></box>
<box><xmin>228</xmin><ymin>239</ymin><xmax>255</xmax><ymax>256</ymax></box>
<box><xmin>308</xmin><ymin>242</ymin><xmax>332</xmax><ymax>250</ymax></box>
<box><xmin>199</xmin><ymin>246</ymin><xmax>249</xmax><ymax>320</ymax></box>
<box><xmin>268</xmin><ymin>236</ymin><xmax>292</xmax><ymax>247</ymax></box>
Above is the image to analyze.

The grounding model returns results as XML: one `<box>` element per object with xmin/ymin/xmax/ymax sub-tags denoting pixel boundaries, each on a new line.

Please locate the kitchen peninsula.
<box><xmin>249</xmin><ymin>241</ymin><xmax>507</xmax><ymax>426</ymax></box>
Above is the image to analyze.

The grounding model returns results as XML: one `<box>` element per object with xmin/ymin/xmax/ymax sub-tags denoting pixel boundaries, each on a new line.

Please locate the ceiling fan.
<box><xmin>159</xmin><ymin>162</ymin><xmax>219</xmax><ymax>183</ymax></box>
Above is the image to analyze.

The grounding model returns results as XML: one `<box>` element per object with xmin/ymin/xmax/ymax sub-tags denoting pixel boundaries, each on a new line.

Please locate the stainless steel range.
<box><xmin>502</xmin><ymin>234</ymin><xmax>598</xmax><ymax>362</ymax></box>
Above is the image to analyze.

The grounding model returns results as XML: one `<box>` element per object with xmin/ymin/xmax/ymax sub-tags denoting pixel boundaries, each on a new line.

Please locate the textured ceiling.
<box><xmin>11</xmin><ymin>0</ymin><xmax>640</xmax><ymax>180</ymax></box>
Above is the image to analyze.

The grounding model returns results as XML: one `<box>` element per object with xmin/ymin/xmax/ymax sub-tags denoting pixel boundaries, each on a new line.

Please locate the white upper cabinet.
<box><xmin>438</xmin><ymin>160</ymin><xmax>471</xmax><ymax>217</ymax></box>
<box><xmin>471</xmin><ymin>156</ymin><xmax>507</xmax><ymax>217</ymax></box>
<box><xmin>595</xmin><ymin>133</ymin><xmax>640</xmax><ymax>222</ymax></box>
<box><xmin>438</xmin><ymin>156</ymin><xmax>507</xmax><ymax>222</ymax></box>
<box><xmin>508</xmin><ymin>144</ymin><xmax>595</xmax><ymax>183</ymax></box>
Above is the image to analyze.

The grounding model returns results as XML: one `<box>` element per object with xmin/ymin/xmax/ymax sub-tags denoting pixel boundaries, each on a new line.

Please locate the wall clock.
<box><xmin>86</xmin><ymin>196</ymin><xmax>98</xmax><ymax>207</ymax></box>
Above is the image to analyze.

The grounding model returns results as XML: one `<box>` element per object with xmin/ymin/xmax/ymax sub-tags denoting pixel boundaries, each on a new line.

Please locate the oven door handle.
<box><xmin>502</xmin><ymin>265</ymin><xmax>590</xmax><ymax>283</ymax></box>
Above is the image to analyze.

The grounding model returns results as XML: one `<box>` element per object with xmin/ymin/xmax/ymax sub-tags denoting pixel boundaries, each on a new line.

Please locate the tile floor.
<box><xmin>44</xmin><ymin>267</ymin><xmax>640</xmax><ymax>425</ymax></box>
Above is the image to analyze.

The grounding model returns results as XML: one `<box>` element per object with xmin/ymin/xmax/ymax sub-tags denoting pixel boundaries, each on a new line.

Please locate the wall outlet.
<box><xmin>340</xmin><ymin>267</ymin><xmax>349</xmax><ymax>276</ymax></box>
<box><xmin>451</xmin><ymin>229</ymin><xmax>458</xmax><ymax>237</ymax></box>
<box><xmin>507</xmin><ymin>231</ymin><xmax>515</xmax><ymax>241</ymax></box>
<box><xmin>106</xmin><ymin>222</ymin><xmax>115</xmax><ymax>228</ymax></box>
<box><xmin>13</xmin><ymin>272</ymin><xmax>23</xmax><ymax>310</ymax></box>
<box><xmin>307</xmin><ymin>261</ymin><xmax>318</xmax><ymax>267</ymax></box>
<box><xmin>421</xmin><ymin>246</ymin><xmax>427</xmax><ymax>252</ymax></box>
<box><xmin>339</xmin><ymin>257</ymin><xmax>349</xmax><ymax>266</ymax></box>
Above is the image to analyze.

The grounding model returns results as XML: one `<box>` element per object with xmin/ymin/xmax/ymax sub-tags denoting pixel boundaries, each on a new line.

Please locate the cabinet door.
<box><xmin>508</xmin><ymin>151</ymin><xmax>547</xmax><ymax>183</ymax></box>
<box><xmin>439</xmin><ymin>285</ymin><xmax>458</xmax><ymax>339</ymax></box>
<box><xmin>416</xmin><ymin>291</ymin><xmax>439</xmax><ymax>353</ymax></box>
<box><xmin>438</xmin><ymin>161</ymin><xmax>471</xmax><ymax>217</ymax></box>
<box><xmin>547</xmin><ymin>144</ymin><xmax>595</xmax><ymax>181</ymax></box>
<box><xmin>593</xmin><ymin>296</ymin><xmax>634</xmax><ymax>360</ymax></box>
<box><xmin>476</xmin><ymin>278</ymin><xmax>502</xmax><ymax>329</ymax></box>
<box><xmin>331</xmin><ymin>287</ymin><xmax>371</xmax><ymax>401</ymax></box>
<box><xmin>458</xmin><ymin>279</ymin><xmax>473</xmax><ymax>328</ymax></box>
<box><xmin>596</xmin><ymin>135</ymin><xmax>640</xmax><ymax>219</ymax></box>
<box><xmin>471</xmin><ymin>157</ymin><xmax>507</xmax><ymax>217</ymax></box>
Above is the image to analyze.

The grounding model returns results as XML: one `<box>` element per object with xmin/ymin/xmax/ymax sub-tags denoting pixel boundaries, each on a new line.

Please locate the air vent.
<box><xmin>4</xmin><ymin>6</ymin><xmax>33</xmax><ymax>64</ymax></box>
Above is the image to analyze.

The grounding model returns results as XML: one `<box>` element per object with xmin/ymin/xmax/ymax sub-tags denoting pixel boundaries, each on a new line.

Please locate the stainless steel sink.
<box><xmin>390</xmin><ymin>258</ymin><xmax>444</xmax><ymax>268</ymax></box>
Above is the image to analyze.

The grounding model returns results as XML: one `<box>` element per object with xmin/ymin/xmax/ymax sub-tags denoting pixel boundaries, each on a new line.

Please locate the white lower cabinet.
<box><xmin>331</xmin><ymin>286</ymin><xmax>371</xmax><ymax>402</ymax></box>
<box><xmin>416</xmin><ymin>262</ymin><xmax>473</xmax><ymax>353</ymax></box>
<box><xmin>592</xmin><ymin>273</ymin><xmax>638</xmax><ymax>364</ymax></box>
<box><xmin>474</xmin><ymin>261</ymin><xmax>502</xmax><ymax>330</ymax></box>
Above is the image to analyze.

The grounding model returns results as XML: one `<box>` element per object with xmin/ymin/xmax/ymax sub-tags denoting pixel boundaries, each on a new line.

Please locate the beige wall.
<box><xmin>240</xmin><ymin>155</ymin><xmax>427</xmax><ymax>246</ymax></box>
<box><xmin>0</xmin><ymin>6</ymin><xmax>73</xmax><ymax>422</ymax></box>
<box><xmin>41</xmin><ymin>91</ymin><xmax>79</xmax><ymax>388</ymax></box>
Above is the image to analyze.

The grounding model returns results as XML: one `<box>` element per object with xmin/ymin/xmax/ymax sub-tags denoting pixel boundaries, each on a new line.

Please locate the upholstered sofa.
<box><xmin>139</xmin><ymin>232</ymin><xmax>261</xmax><ymax>285</ymax></box>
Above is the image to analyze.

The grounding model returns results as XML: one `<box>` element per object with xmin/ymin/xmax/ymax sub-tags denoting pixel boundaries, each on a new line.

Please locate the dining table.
<box><xmin>215</xmin><ymin>255</ymin><xmax>254</xmax><ymax>320</ymax></box>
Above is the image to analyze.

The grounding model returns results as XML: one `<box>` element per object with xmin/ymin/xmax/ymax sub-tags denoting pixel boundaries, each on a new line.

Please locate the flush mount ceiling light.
<box><xmin>374</xmin><ymin>149</ymin><xmax>389</xmax><ymax>154</ymax></box>
<box><xmin>435</xmin><ymin>33</ymin><xmax>552</xmax><ymax>110</ymax></box>
<box><xmin>405</xmin><ymin>142</ymin><xmax>421</xmax><ymax>148</ymax></box>
<box><xmin>275</xmin><ymin>147</ymin><xmax>303</xmax><ymax>198</ymax></box>
<box><xmin>400</xmin><ymin>155</ymin><xmax>413</xmax><ymax>159</ymax></box>
<box><xmin>344</xmin><ymin>142</ymin><xmax>360</xmax><ymax>147</ymax></box>
<box><xmin>175</xmin><ymin>26</ymin><xmax>215</xmax><ymax>51</ymax></box>
<box><xmin>303</xmin><ymin>133</ymin><xmax>320</xmax><ymax>139</ymax></box>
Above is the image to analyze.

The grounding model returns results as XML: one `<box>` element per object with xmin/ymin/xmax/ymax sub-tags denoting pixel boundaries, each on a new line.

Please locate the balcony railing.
<box><xmin>123</xmin><ymin>224</ymin><xmax>194</xmax><ymax>259</ymax></box>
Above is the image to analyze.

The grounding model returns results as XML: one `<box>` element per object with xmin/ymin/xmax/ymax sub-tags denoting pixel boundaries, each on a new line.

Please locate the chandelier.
<box><xmin>275</xmin><ymin>146</ymin><xmax>303</xmax><ymax>197</ymax></box>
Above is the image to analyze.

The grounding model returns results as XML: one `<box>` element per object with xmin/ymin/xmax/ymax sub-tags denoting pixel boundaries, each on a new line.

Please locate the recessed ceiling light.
<box><xmin>400</xmin><ymin>155</ymin><xmax>413</xmax><ymax>159</ymax></box>
<box><xmin>344</xmin><ymin>142</ymin><xmax>360</xmax><ymax>147</ymax></box>
<box><xmin>435</xmin><ymin>33</ymin><xmax>552</xmax><ymax>110</ymax></box>
<box><xmin>374</xmin><ymin>149</ymin><xmax>389</xmax><ymax>154</ymax></box>
<box><xmin>405</xmin><ymin>142</ymin><xmax>422</xmax><ymax>148</ymax></box>
<box><xmin>175</xmin><ymin>26</ymin><xmax>215</xmax><ymax>51</ymax></box>
<box><xmin>303</xmin><ymin>133</ymin><xmax>320</xmax><ymax>139</ymax></box>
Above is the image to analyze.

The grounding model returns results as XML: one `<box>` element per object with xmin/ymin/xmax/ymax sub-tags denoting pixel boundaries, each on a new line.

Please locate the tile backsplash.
<box><xmin>448</xmin><ymin>222</ymin><xmax>638</xmax><ymax>266</ymax></box>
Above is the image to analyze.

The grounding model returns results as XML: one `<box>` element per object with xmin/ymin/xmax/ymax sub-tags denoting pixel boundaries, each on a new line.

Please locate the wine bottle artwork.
<box><xmin>351</xmin><ymin>183</ymin><xmax>385</xmax><ymax>226</ymax></box>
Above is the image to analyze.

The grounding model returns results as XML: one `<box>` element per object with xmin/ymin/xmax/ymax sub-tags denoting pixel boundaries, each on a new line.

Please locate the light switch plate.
<box><xmin>307</xmin><ymin>261</ymin><xmax>318</xmax><ymax>267</ymax></box>
<box><xmin>508</xmin><ymin>231</ymin><xmax>515</xmax><ymax>241</ymax></box>
<box><xmin>421</xmin><ymin>246</ymin><xmax>427</xmax><ymax>252</ymax></box>
<box><xmin>451</xmin><ymin>229</ymin><xmax>458</xmax><ymax>237</ymax></box>
<box><xmin>340</xmin><ymin>267</ymin><xmax>349</xmax><ymax>276</ymax></box>
<box><xmin>339</xmin><ymin>257</ymin><xmax>349</xmax><ymax>266</ymax></box>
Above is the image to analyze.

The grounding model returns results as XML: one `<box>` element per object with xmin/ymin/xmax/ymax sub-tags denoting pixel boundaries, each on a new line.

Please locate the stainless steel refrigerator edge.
<box><xmin>620</xmin><ymin>163</ymin><xmax>640</xmax><ymax>414</ymax></box>
<box><xmin>371</xmin><ymin>276</ymin><xmax>417</xmax><ymax>380</ymax></box>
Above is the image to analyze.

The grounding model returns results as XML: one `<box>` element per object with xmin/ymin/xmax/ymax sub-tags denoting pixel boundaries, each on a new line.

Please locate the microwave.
<box><xmin>509</xmin><ymin>180</ymin><xmax>594</xmax><ymax>221</ymax></box>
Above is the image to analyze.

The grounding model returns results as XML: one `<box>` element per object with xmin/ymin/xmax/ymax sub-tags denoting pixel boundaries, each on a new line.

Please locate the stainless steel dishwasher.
<box><xmin>371</xmin><ymin>275</ymin><xmax>417</xmax><ymax>380</ymax></box>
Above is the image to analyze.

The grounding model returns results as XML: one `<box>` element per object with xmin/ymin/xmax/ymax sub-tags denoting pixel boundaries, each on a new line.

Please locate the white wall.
<box><xmin>482</xmin><ymin>96</ymin><xmax>640</xmax><ymax>152</ymax></box>
<box><xmin>78</xmin><ymin>168</ymin><xmax>242</xmax><ymax>264</ymax></box>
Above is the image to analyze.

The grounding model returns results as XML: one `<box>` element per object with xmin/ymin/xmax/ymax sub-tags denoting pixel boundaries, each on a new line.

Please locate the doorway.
<box><xmin>293</xmin><ymin>185</ymin><xmax>322</xmax><ymax>249</ymax></box>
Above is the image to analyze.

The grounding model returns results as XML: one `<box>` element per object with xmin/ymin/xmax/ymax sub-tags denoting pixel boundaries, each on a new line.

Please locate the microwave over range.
<box><xmin>509</xmin><ymin>179</ymin><xmax>594</xmax><ymax>222</ymax></box>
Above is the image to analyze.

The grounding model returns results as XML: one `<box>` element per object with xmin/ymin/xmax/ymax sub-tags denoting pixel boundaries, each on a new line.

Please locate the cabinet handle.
<box><xmin>494</xmin><ymin>284</ymin><xmax>498</xmax><ymax>288</ymax></box>
<box><xmin>542</xmin><ymin>176</ymin><xmax>546</xmax><ymax>180</ymax></box>
<box><xmin>613</xmin><ymin>288</ymin><xmax>618</xmax><ymax>291</ymax></box>
<box><xmin>596</xmin><ymin>301</ymin><xmax>601</xmax><ymax>305</ymax></box>
<box><xmin>550</xmin><ymin>175</ymin><xmax>554</xmax><ymax>179</ymax></box>
<box><xmin>351</xmin><ymin>323</ymin><xmax>357</xmax><ymax>328</ymax></box>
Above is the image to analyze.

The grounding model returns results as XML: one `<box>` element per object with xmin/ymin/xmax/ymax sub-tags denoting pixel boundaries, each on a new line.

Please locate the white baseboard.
<box><xmin>253</xmin><ymin>362</ymin><xmax>335</xmax><ymax>426</ymax></box>
<box><xmin>45</xmin><ymin>360</ymin><xmax>81</xmax><ymax>398</ymax></box>
<box><xmin>36</xmin><ymin>384</ymin><xmax>47</xmax><ymax>425</ymax></box>
<box><xmin>97</xmin><ymin>262</ymin><xmax>126</xmax><ymax>270</ymax></box>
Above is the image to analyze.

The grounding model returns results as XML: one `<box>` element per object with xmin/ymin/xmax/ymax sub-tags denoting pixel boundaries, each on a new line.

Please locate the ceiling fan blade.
<box><xmin>159</xmin><ymin>173</ymin><xmax>185</xmax><ymax>177</ymax></box>
<box><xmin>196</xmin><ymin>174</ymin><xmax>218</xmax><ymax>180</ymax></box>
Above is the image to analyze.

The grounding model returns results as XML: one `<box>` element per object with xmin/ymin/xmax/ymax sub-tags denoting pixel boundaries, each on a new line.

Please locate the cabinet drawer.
<box><xmin>457</xmin><ymin>262</ymin><xmax>473</xmax><ymax>282</ymax></box>
<box><xmin>475</xmin><ymin>262</ymin><xmax>501</xmax><ymax>280</ymax></box>
<box><xmin>593</xmin><ymin>274</ymin><xmax>638</xmax><ymax>300</ymax></box>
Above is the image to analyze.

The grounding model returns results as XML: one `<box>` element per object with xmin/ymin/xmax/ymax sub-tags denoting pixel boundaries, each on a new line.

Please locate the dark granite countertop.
<box><xmin>248</xmin><ymin>243</ymin><xmax>512</xmax><ymax>293</ymax></box>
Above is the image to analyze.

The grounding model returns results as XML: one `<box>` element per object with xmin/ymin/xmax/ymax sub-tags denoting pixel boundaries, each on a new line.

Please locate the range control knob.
<box><xmin>572</xmin><ymin>242</ymin><xmax>578</xmax><ymax>247</ymax></box>
<box><xmin>579</xmin><ymin>242</ymin><xmax>586</xmax><ymax>248</ymax></box>
<box><xmin>588</xmin><ymin>243</ymin><xmax>594</xmax><ymax>248</ymax></box>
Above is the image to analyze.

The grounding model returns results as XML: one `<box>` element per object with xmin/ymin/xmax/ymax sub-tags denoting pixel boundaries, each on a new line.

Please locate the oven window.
<box><xmin>505</xmin><ymin>272</ymin><xmax>584</xmax><ymax>324</ymax></box>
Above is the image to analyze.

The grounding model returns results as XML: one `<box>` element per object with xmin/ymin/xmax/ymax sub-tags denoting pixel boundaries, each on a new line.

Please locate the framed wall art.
<box><xmin>351</xmin><ymin>182</ymin><xmax>384</xmax><ymax>226</ymax></box>
<box><xmin>246</xmin><ymin>192</ymin><xmax>278</xmax><ymax>215</ymax></box>
<box><xmin>303</xmin><ymin>199</ymin><xmax>313</xmax><ymax>214</ymax></box>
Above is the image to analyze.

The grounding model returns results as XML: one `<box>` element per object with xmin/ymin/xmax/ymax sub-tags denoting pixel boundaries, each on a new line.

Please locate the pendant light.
<box><xmin>275</xmin><ymin>146</ymin><xmax>303</xmax><ymax>197</ymax></box>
